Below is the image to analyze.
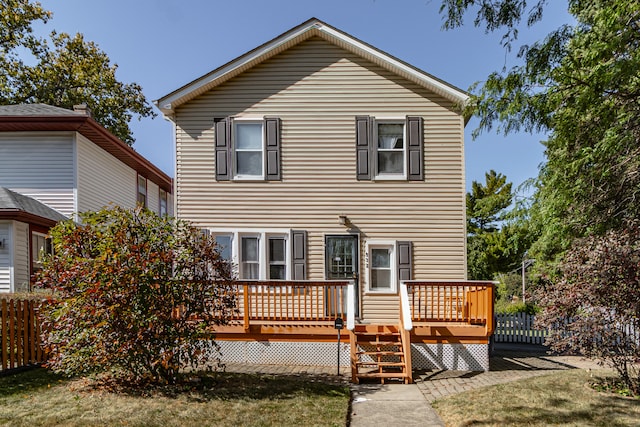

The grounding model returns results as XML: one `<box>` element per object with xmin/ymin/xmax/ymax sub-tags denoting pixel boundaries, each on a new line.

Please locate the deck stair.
<box><xmin>350</xmin><ymin>324</ymin><xmax>412</xmax><ymax>384</ymax></box>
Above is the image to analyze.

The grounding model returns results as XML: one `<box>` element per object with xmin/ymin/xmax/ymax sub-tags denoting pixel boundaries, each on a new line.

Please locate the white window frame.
<box><xmin>375</xmin><ymin>119</ymin><xmax>407</xmax><ymax>180</ymax></box>
<box><xmin>137</xmin><ymin>175</ymin><xmax>147</xmax><ymax>207</ymax></box>
<box><xmin>159</xmin><ymin>188</ymin><xmax>168</xmax><ymax>216</ymax></box>
<box><xmin>365</xmin><ymin>240</ymin><xmax>397</xmax><ymax>294</ymax></box>
<box><xmin>233</xmin><ymin>120</ymin><xmax>265</xmax><ymax>180</ymax></box>
<box><xmin>31</xmin><ymin>231</ymin><xmax>52</xmax><ymax>273</ymax></box>
<box><xmin>210</xmin><ymin>229</ymin><xmax>291</xmax><ymax>280</ymax></box>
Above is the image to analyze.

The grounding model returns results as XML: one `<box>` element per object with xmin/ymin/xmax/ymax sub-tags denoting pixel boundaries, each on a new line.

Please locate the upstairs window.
<box><xmin>356</xmin><ymin>116</ymin><xmax>424</xmax><ymax>181</ymax></box>
<box><xmin>159</xmin><ymin>189</ymin><xmax>168</xmax><ymax>216</ymax></box>
<box><xmin>215</xmin><ymin>117</ymin><xmax>281</xmax><ymax>181</ymax></box>
<box><xmin>235</xmin><ymin>122</ymin><xmax>263</xmax><ymax>178</ymax></box>
<box><xmin>137</xmin><ymin>175</ymin><xmax>147</xmax><ymax>207</ymax></box>
<box><xmin>377</xmin><ymin>122</ymin><xmax>405</xmax><ymax>176</ymax></box>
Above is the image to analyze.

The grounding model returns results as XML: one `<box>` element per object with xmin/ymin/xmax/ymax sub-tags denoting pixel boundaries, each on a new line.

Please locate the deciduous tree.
<box><xmin>0</xmin><ymin>0</ymin><xmax>154</xmax><ymax>145</ymax></box>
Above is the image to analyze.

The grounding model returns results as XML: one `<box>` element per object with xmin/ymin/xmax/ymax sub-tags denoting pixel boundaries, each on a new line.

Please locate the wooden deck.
<box><xmin>210</xmin><ymin>280</ymin><xmax>495</xmax><ymax>341</ymax></box>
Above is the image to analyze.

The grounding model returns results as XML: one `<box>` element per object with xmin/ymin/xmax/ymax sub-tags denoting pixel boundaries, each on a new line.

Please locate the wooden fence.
<box><xmin>0</xmin><ymin>298</ymin><xmax>46</xmax><ymax>371</ymax></box>
<box><xmin>494</xmin><ymin>312</ymin><xmax>547</xmax><ymax>344</ymax></box>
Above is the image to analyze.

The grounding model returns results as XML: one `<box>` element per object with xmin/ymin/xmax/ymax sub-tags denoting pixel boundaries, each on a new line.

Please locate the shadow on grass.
<box><xmin>0</xmin><ymin>367</ymin><xmax>349</xmax><ymax>403</ymax></box>
<box><xmin>0</xmin><ymin>368</ymin><xmax>64</xmax><ymax>397</ymax></box>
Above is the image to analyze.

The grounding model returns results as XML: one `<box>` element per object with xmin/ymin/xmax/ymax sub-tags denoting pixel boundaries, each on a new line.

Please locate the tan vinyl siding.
<box><xmin>0</xmin><ymin>133</ymin><xmax>75</xmax><ymax>216</ymax></box>
<box><xmin>76</xmin><ymin>133</ymin><xmax>137</xmax><ymax>213</ymax></box>
<box><xmin>0</xmin><ymin>222</ymin><xmax>10</xmax><ymax>292</ymax></box>
<box><xmin>174</xmin><ymin>37</ymin><xmax>465</xmax><ymax>323</ymax></box>
<box><xmin>13</xmin><ymin>221</ymin><xmax>29</xmax><ymax>292</ymax></box>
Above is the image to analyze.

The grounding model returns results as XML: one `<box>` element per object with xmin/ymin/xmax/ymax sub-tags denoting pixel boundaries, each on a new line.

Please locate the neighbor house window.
<box><xmin>32</xmin><ymin>232</ymin><xmax>52</xmax><ymax>273</ymax></box>
<box><xmin>159</xmin><ymin>189</ymin><xmax>168</xmax><ymax>216</ymax></box>
<box><xmin>234</xmin><ymin>122</ymin><xmax>263</xmax><ymax>178</ymax></box>
<box><xmin>137</xmin><ymin>175</ymin><xmax>147</xmax><ymax>207</ymax></box>
<box><xmin>268</xmin><ymin>237</ymin><xmax>286</xmax><ymax>280</ymax></box>
<box><xmin>366</xmin><ymin>242</ymin><xmax>396</xmax><ymax>293</ymax></box>
<box><xmin>377</xmin><ymin>122</ymin><xmax>405</xmax><ymax>176</ymax></box>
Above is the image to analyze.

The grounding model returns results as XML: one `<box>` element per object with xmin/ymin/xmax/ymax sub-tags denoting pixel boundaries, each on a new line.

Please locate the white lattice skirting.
<box><xmin>216</xmin><ymin>341</ymin><xmax>489</xmax><ymax>371</ymax></box>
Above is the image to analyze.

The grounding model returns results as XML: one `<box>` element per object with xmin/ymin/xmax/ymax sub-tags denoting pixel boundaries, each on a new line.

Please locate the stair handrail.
<box><xmin>399</xmin><ymin>281</ymin><xmax>413</xmax><ymax>331</ymax></box>
<box><xmin>346</xmin><ymin>280</ymin><xmax>356</xmax><ymax>330</ymax></box>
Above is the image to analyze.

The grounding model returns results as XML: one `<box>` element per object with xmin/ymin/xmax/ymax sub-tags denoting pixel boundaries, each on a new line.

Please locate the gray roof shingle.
<box><xmin>0</xmin><ymin>187</ymin><xmax>68</xmax><ymax>223</ymax></box>
<box><xmin>0</xmin><ymin>104</ymin><xmax>83</xmax><ymax>116</ymax></box>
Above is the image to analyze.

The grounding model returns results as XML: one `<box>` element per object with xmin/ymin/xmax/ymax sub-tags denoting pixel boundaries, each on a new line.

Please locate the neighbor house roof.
<box><xmin>0</xmin><ymin>104</ymin><xmax>172</xmax><ymax>192</ymax></box>
<box><xmin>155</xmin><ymin>18</ymin><xmax>469</xmax><ymax>117</ymax></box>
<box><xmin>0</xmin><ymin>187</ymin><xmax>68</xmax><ymax>227</ymax></box>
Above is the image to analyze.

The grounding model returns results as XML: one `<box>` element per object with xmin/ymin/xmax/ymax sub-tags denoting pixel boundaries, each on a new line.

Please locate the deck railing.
<box><xmin>402</xmin><ymin>281</ymin><xmax>495</xmax><ymax>331</ymax></box>
<box><xmin>232</xmin><ymin>281</ymin><xmax>352</xmax><ymax>330</ymax></box>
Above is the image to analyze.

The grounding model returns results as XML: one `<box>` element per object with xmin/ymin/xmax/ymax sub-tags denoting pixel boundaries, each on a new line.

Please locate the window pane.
<box><xmin>215</xmin><ymin>235</ymin><xmax>232</xmax><ymax>261</ymax></box>
<box><xmin>241</xmin><ymin>237</ymin><xmax>258</xmax><ymax>261</ymax></box>
<box><xmin>269</xmin><ymin>238</ymin><xmax>285</xmax><ymax>262</ymax></box>
<box><xmin>269</xmin><ymin>265</ymin><xmax>286</xmax><ymax>280</ymax></box>
<box><xmin>242</xmin><ymin>262</ymin><xmax>259</xmax><ymax>279</ymax></box>
<box><xmin>378</xmin><ymin>124</ymin><xmax>403</xmax><ymax>149</ymax></box>
<box><xmin>378</xmin><ymin>152</ymin><xmax>404</xmax><ymax>174</ymax></box>
<box><xmin>371</xmin><ymin>248</ymin><xmax>390</xmax><ymax>268</ymax></box>
<box><xmin>236</xmin><ymin>123</ymin><xmax>262</xmax><ymax>149</ymax></box>
<box><xmin>371</xmin><ymin>270</ymin><xmax>391</xmax><ymax>289</ymax></box>
<box><xmin>236</xmin><ymin>151</ymin><xmax>262</xmax><ymax>175</ymax></box>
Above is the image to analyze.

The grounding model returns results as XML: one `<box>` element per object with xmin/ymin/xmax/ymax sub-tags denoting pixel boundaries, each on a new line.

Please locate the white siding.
<box><xmin>76</xmin><ymin>133</ymin><xmax>137</xmax><ymax>213</ymax></box>
<box><xmin>147</xmin><ymin>180</ymin><xmax>159</xmax><ymax>214</ymax></box>
<box><xmin>0</xmin><ymin>133</ymin><xmax>75</xmax><ymax>216</ymax></box>
<box><xmin>0</xmin><ymin>221</ymin><xmax>10</xmax><ymax>292</ymax></box>
<box><xmin>12</xmin><ymin>222</ymin><xmax>29</xmax><ymax>292</ymax></box>
<box><xmin>174</xmin><ymin>38</ymin><xmax>466</xmax><ymax>322</ymax></box>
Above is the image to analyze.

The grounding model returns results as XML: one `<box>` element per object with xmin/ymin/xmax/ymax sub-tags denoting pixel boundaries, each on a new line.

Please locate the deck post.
<box><xmin>243</xmin><ymin>283</ymin><xmax>250</xmax><ymax>331</ymax></box>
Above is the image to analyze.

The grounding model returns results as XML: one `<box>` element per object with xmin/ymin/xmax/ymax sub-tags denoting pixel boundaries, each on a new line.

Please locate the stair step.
<box><xmin>357</xmin><ymin>351</ymin><xmax>404</xmax><ymax>356</ymax></box>
<box><xmin>357</xmin><ymin>341</ymin><xmax>401</xmax><ymax>346</ymax></box>
<box><xmin>356</xmin><ymin>372</ymin><xmax>411</xmax><ymax>379</ymax></box>
<box><xmin>356</xmin><ymin>361</ymin><xmax>406</xmax><ymax>367</ymax></box>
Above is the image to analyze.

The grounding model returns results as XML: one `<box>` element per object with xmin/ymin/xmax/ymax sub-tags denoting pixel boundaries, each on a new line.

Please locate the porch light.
<box><xmin>338</xmin><ymin>215</ymin><xmax>350</xmax><ymax>227</ymax></box>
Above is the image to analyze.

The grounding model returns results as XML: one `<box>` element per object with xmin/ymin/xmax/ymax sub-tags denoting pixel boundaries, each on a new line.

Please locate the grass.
<box><xmin>0</xmin><ymin>368</ymin><xmax>349</xmax><ymax>427</ymax></box>
<box><xmin>432</xmin><ymin>369</ymin><xmax>640</xmax><ymax>427</ymax></box>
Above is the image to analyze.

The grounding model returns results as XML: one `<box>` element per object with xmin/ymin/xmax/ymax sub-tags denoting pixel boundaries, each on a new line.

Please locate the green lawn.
<box><xmin>0</xmin><ymin>368</ymin><xmax>350</xmax><ymax>427</ymax></box>
<box><xmin>433</xmin><ymin>369</ymin><xmax>640</xmax><ymax>427</ymax></box>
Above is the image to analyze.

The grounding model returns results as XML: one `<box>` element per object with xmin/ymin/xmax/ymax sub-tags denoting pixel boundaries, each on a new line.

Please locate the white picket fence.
<box><xmin>494</xmin><ymin>312</ymin><xmax>547</xmax><ymax>344</ymax></box>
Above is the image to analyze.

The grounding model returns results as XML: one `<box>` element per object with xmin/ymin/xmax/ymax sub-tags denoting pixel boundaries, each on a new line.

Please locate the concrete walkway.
<box><xmin>224</xmin><ymin>344</ymin><xmax>603</xmax><ymax>426</ymax></box>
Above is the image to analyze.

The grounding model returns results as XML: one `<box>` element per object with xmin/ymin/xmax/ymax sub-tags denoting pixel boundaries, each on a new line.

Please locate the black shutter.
<box><xmin>397</xmin><ymin>241</ymin><xmax>413</xmax><ymax>282</ymax></box>
<box><xmin>356</xmin><ymin>116</ymin><xmax>372</xmax><ymax>180</ymax></box>
<box><xmin>292</xmin><ymin>230</ymin><xmax>307</xmax><ymax>280</ymax></box>
<box><xmin>406</xmin><ymin>116</ymin><xmax>424</xmax><ymax>181</ymax></box>
<box><xmin>215</xmin><ymin>117</ymin><xmax>232</xmax><ymax>181</ymax></box>
<box><xmin>265</xmin><ymin>117</ymin><xmax>281</xmax><ymax>181</ymax></box>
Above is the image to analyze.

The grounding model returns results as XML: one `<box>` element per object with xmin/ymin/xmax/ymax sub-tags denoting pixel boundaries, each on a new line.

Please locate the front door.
<box><xmin>325</xmin><ymin>235</ymin><xmax>359</xmax><ymax>316</ymax></box>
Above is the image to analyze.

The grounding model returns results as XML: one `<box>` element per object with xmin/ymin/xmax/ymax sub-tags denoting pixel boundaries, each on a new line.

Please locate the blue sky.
<box><xmin>35</xmin><ymin>0</ymin><xmax>572</xmax><ymax>193</ymax></box>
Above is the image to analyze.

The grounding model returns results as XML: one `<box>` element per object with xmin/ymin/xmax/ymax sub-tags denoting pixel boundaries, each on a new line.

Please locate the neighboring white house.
<box><xmin>0</xmin><ymin>104</ymin><xmax>173</xmax><ymax>293</ymax></box>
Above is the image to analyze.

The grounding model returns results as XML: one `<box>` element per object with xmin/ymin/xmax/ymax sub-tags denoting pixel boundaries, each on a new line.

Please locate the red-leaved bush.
<box><xmin>536</xmin><ymin>222</ymin><xmax>640</xmax><ymax>395</ymax></box>
<box><xmin>35</xmin><ymin>206</ymin><xmax>237</xmax><ymax>385</ymax></box>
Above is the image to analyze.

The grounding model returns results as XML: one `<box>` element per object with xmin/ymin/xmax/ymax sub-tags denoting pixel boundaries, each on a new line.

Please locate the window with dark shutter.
<box><xmin>406</xmin><ymin>116</ymin><xmax>424</xmax><ymax>181</ymax></box>
<box><xmin>265</xmin><ymin>117</ymin><xmax>281</xmax><ymax>181</ymax></box>
<box><xmin>291</xmin><ymin>229</ymin><xmax>307</xmax><ymax>280</ymax></box>
<box><xmin>215</xmin><ymin>117</ymin><xmax>232</xmax><ymax>181</ymax></box>
<box><xmin>397</xmin><ymin>241</ymin><xmax>412</xmax><ymax>283</ymax></box>
<box><xmin>355</xmin><ymin>116</ymin><xmax>372</xmax><ymax>180</ymax></box>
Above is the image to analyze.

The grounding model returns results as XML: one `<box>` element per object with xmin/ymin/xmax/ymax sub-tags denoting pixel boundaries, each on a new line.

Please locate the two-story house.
<box><xmin>0</xmin><ymin>103</ymin><xmax>173</xmax><ymax>293</ymax></box>
<box><xmin>157</xmin><ymin>19</ymin><xmax>494</xmax><ymax>382</ymax></box>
